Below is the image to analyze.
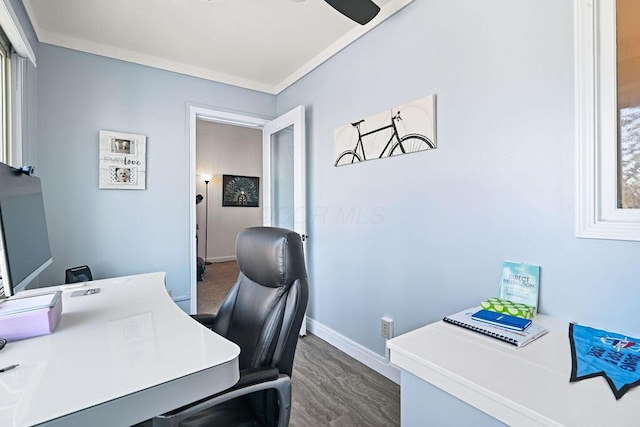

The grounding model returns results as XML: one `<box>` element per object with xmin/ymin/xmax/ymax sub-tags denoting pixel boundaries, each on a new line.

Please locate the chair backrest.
<box><xmin>212</xmin><ymin>227</ymin><xmax>309</xmax><ymax>377</ymax></box>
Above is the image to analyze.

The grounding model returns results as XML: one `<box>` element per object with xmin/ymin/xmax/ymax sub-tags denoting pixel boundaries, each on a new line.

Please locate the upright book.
<box><xmin>443</xmin><ymin>307</ymin><xmax>548</xmax><ymax>348</ymax></box>
<box><xmin>498</xmin><ymin>260</ymin><xmax>540</xmax><ymax>314</ymax></box>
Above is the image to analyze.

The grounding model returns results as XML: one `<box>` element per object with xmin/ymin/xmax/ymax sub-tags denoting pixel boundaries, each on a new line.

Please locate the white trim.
<box><xmin>24</xmin><ymin>0</ymin><xmax>413</xmax><ymax>95</ymax></box>
<box><xmin>9</xmin><ymin>51</ymin><xmax>24</xmax><ymax>167</ymax></box>
<box><xmin>35</xmin><ymin>29</ymin><xmax>275</xmax><ymax>94</ymax></box>
<box><xmin>208</xmin><ymin>256</ymin><xmax>236</xmax><ymax>263</ymax></box>
<box><xmin>190</xmin><ymin>105</ymin><xmax>270</xmax><ymax>129</ymax></box>
<box><xmin>187</xmin><ymin>105</ymin><xmax>198</xmax><ymax>314</ymax></box>
<box><xmin>0</xmin><ymin>0</ymin><xmax>35</xmax><ymax>66</ymax></box>
<box><xmin>575</xmin><ymin>0</ymin><xmax>640</xmax><ymax>241</ymax></box>
<box><xmin>306</xmin><ymin>317</ymin><xmax>401</xmax><ymax>384</ymax></box>
<box><xmin>274</xmin><ymin>0</ymin><xmax>416</xmax><ymax>94</ymax></box>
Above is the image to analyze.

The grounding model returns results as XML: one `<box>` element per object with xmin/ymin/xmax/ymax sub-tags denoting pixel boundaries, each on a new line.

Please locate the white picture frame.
<box><xmin>99</xmin><ymin>130</ymin><xmax>147</xmax><ymax>190</ymax></box>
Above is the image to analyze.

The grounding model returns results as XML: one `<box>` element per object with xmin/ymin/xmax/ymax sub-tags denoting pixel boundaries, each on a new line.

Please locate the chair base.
<box><xmin>152</xmin><ymin>375</ymin><xmax>291</xmax><ymax>427</ymax></box>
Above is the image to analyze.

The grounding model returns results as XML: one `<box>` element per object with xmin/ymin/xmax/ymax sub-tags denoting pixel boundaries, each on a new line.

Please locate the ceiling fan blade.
<box><xmin>324</xmin><ymin>0</ymin><xmax>380</xmax><ymax>25</ymax></box>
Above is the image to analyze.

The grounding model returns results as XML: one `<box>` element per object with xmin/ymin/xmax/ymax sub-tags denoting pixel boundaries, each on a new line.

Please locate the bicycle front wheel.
<box><xmin>389</xmin><ymin>134</ymin><xmax>435</xmax><ymax>156</ymax></box>
<box><xmin>335</xmin><ymin>150</ymin><xmax>363</xmax><ymax>166</ymax></box>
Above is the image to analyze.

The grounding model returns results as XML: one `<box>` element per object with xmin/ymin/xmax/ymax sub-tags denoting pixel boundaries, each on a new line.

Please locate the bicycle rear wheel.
<box><xmin>335</xmin><ymin>150</ymin><xmax>363</xmax><ymax>166</ymax></box>
<box><xmin>389</xmin><ymin>134</ymin><xmax>435</xmax><ymax>156</ymax></box>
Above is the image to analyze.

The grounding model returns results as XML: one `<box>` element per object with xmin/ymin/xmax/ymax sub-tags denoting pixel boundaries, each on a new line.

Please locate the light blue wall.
<box><xmin>277</xmin><ymin>0</ymin><xmax>640</xmax><ymax>356</ymax></box>
<box><xmin>36</xmin><ymin>45</ymin><xmax>276</xmax><ymax>309</ymax></box>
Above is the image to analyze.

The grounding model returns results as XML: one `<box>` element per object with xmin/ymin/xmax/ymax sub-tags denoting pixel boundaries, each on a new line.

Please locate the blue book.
<box><xmin>471</xmin><ymin>309</ymin><xmax>532</xmax><ymax>331</ymax></box>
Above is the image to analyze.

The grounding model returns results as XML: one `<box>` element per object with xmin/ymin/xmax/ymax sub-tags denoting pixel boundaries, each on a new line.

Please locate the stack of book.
<box><xmin>443</xmin><ymin>307</ymin><xmax>548</xmax><ymax>348</ymax></box>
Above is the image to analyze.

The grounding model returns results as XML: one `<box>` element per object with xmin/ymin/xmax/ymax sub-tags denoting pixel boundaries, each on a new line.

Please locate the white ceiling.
<box><xmin>22</xmin><ymin>0</ymin><xmax>413</xmax><ymax>94</ymax></box>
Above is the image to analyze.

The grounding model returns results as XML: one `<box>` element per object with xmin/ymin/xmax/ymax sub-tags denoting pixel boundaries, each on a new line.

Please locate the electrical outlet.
<box><xmin>381</xmin><ymin>317</ymin><xmax>394</xmax><ymax>339</ymax></box>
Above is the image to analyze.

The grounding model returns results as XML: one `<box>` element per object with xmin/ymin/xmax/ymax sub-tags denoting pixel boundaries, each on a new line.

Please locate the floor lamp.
<box><xmin>201</xmin><ymin>174</ymin><xmax>213</xmax><ymax>265</ymax></box>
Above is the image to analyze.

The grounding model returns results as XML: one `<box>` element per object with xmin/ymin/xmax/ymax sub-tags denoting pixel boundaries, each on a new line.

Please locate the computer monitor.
<box><xmin>0</xmin><ymin>161</ymin><xmax>53</xmax><ymax>297</ymax></box>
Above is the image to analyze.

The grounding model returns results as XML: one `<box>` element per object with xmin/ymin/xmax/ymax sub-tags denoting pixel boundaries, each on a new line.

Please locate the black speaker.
<box><xmin>65</xmin><ymin>265</ymin><xmax>93</xmax><ymax>284</ymax></box>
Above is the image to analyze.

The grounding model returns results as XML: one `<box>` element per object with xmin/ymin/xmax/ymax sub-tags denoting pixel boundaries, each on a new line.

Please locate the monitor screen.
<box><xmin>0</xmin><ymin>162</ymin><xmax>52</xmax><ymax>297</ymax></box>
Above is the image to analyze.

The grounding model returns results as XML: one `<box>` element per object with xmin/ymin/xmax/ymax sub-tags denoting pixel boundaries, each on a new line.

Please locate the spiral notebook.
<box><xmin>443</xmin><ymin>307</ymin><xmax>548</xmax><ymax>348</ymax></box>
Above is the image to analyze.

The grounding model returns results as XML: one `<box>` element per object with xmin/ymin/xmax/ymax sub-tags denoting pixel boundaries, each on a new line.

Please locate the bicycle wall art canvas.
<box><xmin>333</xmin><ymin>95</ymin><xmax>437</xmax><ymax>167</ymax></box>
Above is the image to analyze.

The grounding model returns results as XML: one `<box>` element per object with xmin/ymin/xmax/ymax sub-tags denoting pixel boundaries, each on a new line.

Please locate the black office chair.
<box><xmin>153</xmin><ymin>226</ymin><xmax>309</xmax><ymax>427</ymax></box>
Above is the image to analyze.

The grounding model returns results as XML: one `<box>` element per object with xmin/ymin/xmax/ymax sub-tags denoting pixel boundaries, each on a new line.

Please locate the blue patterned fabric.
<box><xmin>570</xmin><ymin>323</ymin><xmax>640</xmax><ymax>399</ymax></box>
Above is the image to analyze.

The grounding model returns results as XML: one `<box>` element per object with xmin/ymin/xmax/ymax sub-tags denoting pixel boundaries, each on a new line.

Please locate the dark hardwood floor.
<box><xmin>291</xmin><ymin>333</ymin><xmax>400</xmax><ymax>427</ymax></box>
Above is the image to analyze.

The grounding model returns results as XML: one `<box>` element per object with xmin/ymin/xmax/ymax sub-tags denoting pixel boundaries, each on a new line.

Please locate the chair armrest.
<box><xmin>231</xmin><ymin>366</ymin><xmax>279</xmax><ymax>391</ymax></box>
<box><xmin>190</xmin><ymin>314</ymin><xmax>217</xmax><ymax>329</ymax></box>
<box><xmin>152</xmin><ymin>372</ymin><xmax>291</xmax><ymax>427</ymax></box>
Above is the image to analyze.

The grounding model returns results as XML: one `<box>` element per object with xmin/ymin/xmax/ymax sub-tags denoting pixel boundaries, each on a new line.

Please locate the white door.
<box><xmin>262</xmin><ymin>105</ymin><xmax>307</xmax><ymax>334</ymax></box>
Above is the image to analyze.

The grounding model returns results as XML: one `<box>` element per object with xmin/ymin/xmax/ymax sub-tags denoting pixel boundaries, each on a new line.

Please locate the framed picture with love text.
<box><xmin>99</xmin><ymin>130</ymin><xmax>147</xmax><ymax>190</ymax></box>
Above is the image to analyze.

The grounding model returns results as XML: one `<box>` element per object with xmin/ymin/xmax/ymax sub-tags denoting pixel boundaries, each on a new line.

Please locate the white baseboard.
<box><xmin>208</xmin><ymin>256</ymin><xmax>236</xmax><ymax>263</ymax></box>
<box><xmin>306</xmin><ymin>318</ymin><xmax>400</xmax><ymax>384</ymax></box>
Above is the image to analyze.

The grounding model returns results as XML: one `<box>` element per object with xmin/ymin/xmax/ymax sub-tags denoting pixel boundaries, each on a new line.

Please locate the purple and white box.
<box><xmin>0</xmin><ymin>291</ymin><xmax>63</xmax><ymax>341</ymax></box>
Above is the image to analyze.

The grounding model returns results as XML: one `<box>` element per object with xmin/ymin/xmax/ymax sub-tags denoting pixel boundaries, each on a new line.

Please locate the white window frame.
<box><xmin>0</xmin><ymin>0</ymin><xmax>35</xmax><ymax>66</ymax></box>
<box><xmin>0</xmin><ymin>26</ymin><xmax>9</xmax><ymax>165</ymax></box>
<box><xmin>0</xmin><ymin>0</ymin><xmax>36</xmax><ymax>167</ymax></box>
<box><xmin>575</xmin><ymin>0</ymin><xmax>640</xmax><ymax>241</ymax></box>
<box><xmin>10</xmin><ymin>51</ymin><xmax>26</xmax><ymax>167</ymax></box>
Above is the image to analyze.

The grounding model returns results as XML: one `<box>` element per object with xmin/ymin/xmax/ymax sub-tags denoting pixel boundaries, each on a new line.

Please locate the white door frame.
<box><xmin>187</xmin><ymin>105</ymin><xmax>269</xmax><ymax>314</ymax></box>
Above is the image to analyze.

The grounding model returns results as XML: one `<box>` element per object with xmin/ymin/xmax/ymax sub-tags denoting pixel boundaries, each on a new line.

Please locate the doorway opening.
<box><xmin>188</xmin><ymin>105</ymin><xmax>306</xmax><ymax>322</ymax></box>
<box><xmin>188</xmin><ymin>106</ymin><xmax>269</xmax><ymax>314</ymax></box>
<box><xmin>195</xmin><ymin>119</ymin><xmax>263</xmax><ymax>314</ymax></box>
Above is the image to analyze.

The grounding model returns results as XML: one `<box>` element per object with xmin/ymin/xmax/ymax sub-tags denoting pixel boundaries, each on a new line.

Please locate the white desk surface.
<box><xmin>388</xmin><ymin>314</ymin><xmax>639</xmax><ymax>426</ymax></box>
<box><xmin>0</xmin><ymin>272</ymin><xmax>240</xmax><ymax>427</ymax></box>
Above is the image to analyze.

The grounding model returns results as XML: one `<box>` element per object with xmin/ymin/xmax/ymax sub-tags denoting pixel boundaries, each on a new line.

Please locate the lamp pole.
<box><xmin>204</xmin><ymin>178</ymin><xmax>211</xmax><ymax>265</ymax></box>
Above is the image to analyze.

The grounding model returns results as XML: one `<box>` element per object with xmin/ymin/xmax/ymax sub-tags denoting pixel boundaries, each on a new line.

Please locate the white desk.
<box><xmin>388</xmin><ymin>314</ymin><xmax>639</xmax><ymax>426</ymax></box>
<box><xmin>0</xmin><ymin>272</ymin><xmax>240</xmax><ymax>427</ymax></box>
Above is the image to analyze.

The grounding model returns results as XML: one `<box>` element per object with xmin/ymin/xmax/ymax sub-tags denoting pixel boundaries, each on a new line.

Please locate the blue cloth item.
<box><xmin>570</xmin><ymin>323</ymin><xmax>640</xmax><ymax>399</ymax></box>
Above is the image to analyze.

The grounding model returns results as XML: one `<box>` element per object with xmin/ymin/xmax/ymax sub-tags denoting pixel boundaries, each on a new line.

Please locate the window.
<box><xmin>0</xmin><ymin>0</ymin><xmax>36</xmax><ymax>167</ymax></box>
<box><xmin>576</xmin><ymin>0</ymin><xmax>640</xmax><ymax>241</ymax></box>
<box><xmin>616</xmin><ymin>0</ymin><xmax>640</xmax><ymax>210</ymax></box>
<box><xmin>0</xmin><ymin>26</ymin><xmax>8</xmax><ymax>165</ymax></box>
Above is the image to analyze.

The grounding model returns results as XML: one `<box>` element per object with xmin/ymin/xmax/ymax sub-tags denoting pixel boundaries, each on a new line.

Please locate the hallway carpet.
<box><xmin>196</xmin><ymin>261</ymin><xmax>238</xmax><ymax>314</ymax></box>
